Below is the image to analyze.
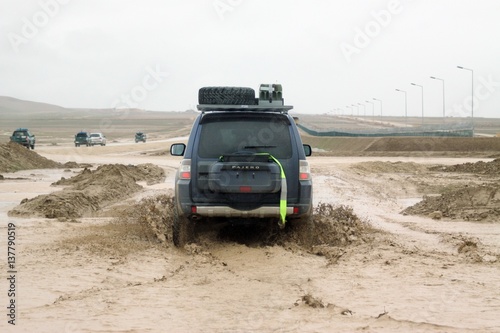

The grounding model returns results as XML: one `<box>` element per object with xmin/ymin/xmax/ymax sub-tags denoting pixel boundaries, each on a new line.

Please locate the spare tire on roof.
<box><xmin>198</xmin><ymin>87</ymin><xmax>256</xmax><ymax>105</ymax></box>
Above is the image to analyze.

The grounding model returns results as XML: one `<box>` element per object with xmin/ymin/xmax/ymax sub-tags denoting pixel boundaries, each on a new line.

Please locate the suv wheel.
<box><xmin>173</xmin><ymin>204</ymin><xmax>195</xmax><ymax>247</ymax></box>
<box><xmin>198</xmin><ymin>87</ymin><xmax>256</xmax><ymax>105</ymax></box>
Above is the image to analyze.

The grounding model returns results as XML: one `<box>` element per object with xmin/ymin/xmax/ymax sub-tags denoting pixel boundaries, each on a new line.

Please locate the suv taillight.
<box><xmin>299</xmin><ymin>160</ymin><xmax>311</xmax><ymax>180</ymax></box>
<box><xmin>179</xmin><ymin>159</ymin><xmax>191</xmax><ymax>180</ymax></box>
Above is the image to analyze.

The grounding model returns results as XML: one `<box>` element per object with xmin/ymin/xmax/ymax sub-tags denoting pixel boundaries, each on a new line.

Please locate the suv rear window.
<box><xmin>76</xmin><ymin>133</ymin><xmax>88</xmax><ymax>137</ymax></box>
<box><xmin>198</xmin><ymin>115</ymin><xmax>292</xmax><ymax>159</ymax></box>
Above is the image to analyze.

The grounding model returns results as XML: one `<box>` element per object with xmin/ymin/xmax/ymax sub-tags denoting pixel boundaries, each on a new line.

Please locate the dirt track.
<box><xmin>1</xmin><ymin>140</ymin><xmax>499</xmax><ymax>333</ymax></box>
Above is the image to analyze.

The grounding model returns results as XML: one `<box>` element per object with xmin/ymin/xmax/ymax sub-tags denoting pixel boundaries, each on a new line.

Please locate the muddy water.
<box><xmin>0</xmin><ymin>146</ymin><xmax>498</xmax><ymax>332</ymax></box>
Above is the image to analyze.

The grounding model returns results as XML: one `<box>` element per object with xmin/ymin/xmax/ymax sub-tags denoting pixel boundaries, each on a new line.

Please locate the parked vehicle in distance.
<box><xmin>74</xmin><ymin>131</ymin><xmax>91</xmax><ymax>147</ymax></box>
<box><xmin>169</xmin><ymin>84</ymin><xmax>313</xmax><ymax>247</ymax></box>
<box><xmin>89</xmin><ymin>133</ymin><xmax>107</xmax><ymax>146</ymax></box>
<box><xmin>10</xmin><ymin>128</ymin><xmax>36</xmax><ymax>149</ymax></box>
<box><xmin>135</xmin><ymin>132</ymin><xmax>147</xmax><ymax>143</ymax></box>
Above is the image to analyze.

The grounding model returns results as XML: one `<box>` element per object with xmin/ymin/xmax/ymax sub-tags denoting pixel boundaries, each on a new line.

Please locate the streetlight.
<box><xmin>373</xmin><ymin>98</ymin><xmax>382</xmax><ymax>119</ymax></box>
<box><xmin>346</xmin><ymin>105</ymin><xmax>352</xmax><ymax>116</ymax></box>
<box><xmin>358</xmin><ymin>103</ymin><xmax>366</xmax><ymax>117</ymax></box>
<box><xmin>457</xmin><ymin>65</ymin><xmax>474</xmax><ymax>136</ymax></box>
<box><xmin>411</xmin><ymin>83</ymin><xmax>424</xmax><ymax>126</ymax></box>
<box><xmin>365</xmin><ymin>100</ymin><xmax>374</xmax><ymax>118</ymax></box>
<box><xmin>395</xmin><ymin>89</ymin><xmax>407</xmax><ymax>125</ymax></box>
<box><xmin>352</xmin><ymin>104</ymin><xmax>359</xmax><ymax>116</ymax></box>
<box><xmin>430</xmin><ymin>76</ymin><xmax>445</xmax><ymax>123</ymax></box>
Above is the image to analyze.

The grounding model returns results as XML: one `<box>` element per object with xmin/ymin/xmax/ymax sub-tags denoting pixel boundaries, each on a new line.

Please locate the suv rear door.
<box><xmin>190</xmin><ymin>112</ymin><xmax>301</xmax><ymax>210</ymax></box>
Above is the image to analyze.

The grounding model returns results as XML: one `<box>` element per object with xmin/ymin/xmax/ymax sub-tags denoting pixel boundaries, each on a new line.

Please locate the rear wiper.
<box><xmin>244</xmin><ymin>145</ymin><xmax>277</xmax><ymax>149</ymax></box>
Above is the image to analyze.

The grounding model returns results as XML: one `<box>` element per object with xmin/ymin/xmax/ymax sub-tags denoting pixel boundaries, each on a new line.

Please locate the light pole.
<box><xmin>373</xmin><ymin>98</ymin><xmax>382</xmax><ymax>119</ymax></box>
<box><xmin>457</xmin><ymin>66</ymin><xmax>474</xmax><ymax>136</ymax></box>
<box><xmin>365</xmin><ymin>100</ymin><xmax>374</xmax><ymax>118</ymax></box>
<box><xmin>358</xmin><ymin>103</ymin><xmax>366</xmax><ymax>117</ymax></box>
<box><xmin>411</xmin><ymin>83</ymin><xmax>424</xmax><ymax>126</ymax></box>
<box><xmin>346</xmin><ymin>105</ymin><xmax>352</xmax><ymax>116</ymax></box>
<box><xmin>352</xmin><ymin>104</ymin><xmax>359</xmax><ymax>116</ymax></box>
<box><xmin>395</xmin><ymin>89</ymin><xmax>407</xmax><ymax>126</ymax></box>
<box><xmin>430</xmin><ymin>76</ymin><xmax>445</xmax><ymax>123</ymax></box>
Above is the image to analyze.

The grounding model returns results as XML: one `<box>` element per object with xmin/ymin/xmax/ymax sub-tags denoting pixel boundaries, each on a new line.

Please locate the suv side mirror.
<box><xmin>170</xmin><ymin>143</ymin><xmax>186</xmax><ymax>156</ymax></box>
<box><xmin>303</xmin><ymin>144</ymin><xmax>312</xmax><ymax>157</ymax></box>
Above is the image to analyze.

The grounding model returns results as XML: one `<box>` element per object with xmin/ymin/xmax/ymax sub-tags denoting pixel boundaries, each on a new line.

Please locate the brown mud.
<box><xmin>1</xmin><ymin>139</ymin><xmax>499</xmax><ymax>332</ymax></box>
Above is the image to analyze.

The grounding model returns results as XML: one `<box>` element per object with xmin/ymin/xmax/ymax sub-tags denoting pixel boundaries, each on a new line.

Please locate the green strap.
<box><xmin>257</xmin><ymin>153</ymin><xmax>287</xmax><ymax>225</ymax></box>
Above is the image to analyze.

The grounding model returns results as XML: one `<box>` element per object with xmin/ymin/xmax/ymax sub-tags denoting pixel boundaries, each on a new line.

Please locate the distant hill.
<box><xmin>0</xmin><ymin>96</ymin><xmax>166</xmax><ymax>120</ymax></box>
<box><xmin>0</xmin><ymin>96</ymin><xmax>196</xmax><ymax>143</ymax></box>
<box><xmin>0</xmin><ymin>96</ymin><xmax>67</xmax><ymax>117</ymax></box>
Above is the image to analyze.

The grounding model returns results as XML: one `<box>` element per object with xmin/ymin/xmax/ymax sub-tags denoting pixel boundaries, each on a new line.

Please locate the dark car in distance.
<box><xmin>135</xmin><ymin>132</ymin><xmax>147</xmax><ymax>143</ymax></box>
<box><xmin>74</xmin><ymin>131</ymin><xmax>91</xmax><ymax>147</ymax></box>
<box><xmin>10</xmin><ymin>128</ymin><xmax>36</xmax><ymax>149</ymax></box>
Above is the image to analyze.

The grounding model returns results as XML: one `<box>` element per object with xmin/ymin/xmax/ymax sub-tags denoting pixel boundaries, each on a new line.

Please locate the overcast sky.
<box><xmin>1</xmin><ymin>0</ymin><xmax>499</xmax><ymax>118</ymax></box>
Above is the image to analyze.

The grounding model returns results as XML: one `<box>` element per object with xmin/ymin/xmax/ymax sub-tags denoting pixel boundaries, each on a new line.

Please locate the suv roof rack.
<box><xmin>197</xmin><ymin>104</ymin><xmax>293</xmax><ymax>113</ymax></box>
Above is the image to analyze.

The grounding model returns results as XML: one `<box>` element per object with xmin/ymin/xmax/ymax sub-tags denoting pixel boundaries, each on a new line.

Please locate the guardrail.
<box><xmin>296</xmin><ymin>122</ymin><xmax>474</xmax><ymax>137</ymax></box>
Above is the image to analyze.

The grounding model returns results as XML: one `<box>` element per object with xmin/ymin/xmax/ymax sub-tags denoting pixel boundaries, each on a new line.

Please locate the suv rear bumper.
<box><xmin>175</xmin><ymin>180</ymin><xmax>312</xmax><ymax>220</ymax></box>
<box><xmin>195</xmin><ymin>206</ymin><xmax>294</xmax><ymax>218</ymax></box>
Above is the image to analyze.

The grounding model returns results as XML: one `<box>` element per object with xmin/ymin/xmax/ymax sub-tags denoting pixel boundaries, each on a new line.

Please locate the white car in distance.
<box><xmin>89</xmin><ymin>133</ymin><xmax>107</xmax><ymax>146</ymax></box>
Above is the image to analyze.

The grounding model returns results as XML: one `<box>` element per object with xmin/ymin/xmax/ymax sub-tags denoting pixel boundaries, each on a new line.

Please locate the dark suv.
<box><xmin>10</xmin><ymin>128</ymin><xmax>36</xmax><ymax>149</ymax></box>
<box><xmin>170</xmin><ymin>85</ymin><xmax>313</xmax><ymax>246</ymax></box>
<box><xmin>74</xmin><ymin>131</ymin><xmax>91</xmax><ymax>147</ymax></box>
<box><xmin>135</xmin><ymin>132</ymin><xmax>147</xmax><ymax>143</ymax></box>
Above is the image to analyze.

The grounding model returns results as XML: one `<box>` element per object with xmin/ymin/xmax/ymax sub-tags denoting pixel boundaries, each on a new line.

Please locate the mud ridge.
<box><xmin>8</xmin><ymin>163</ymin><xmax>166</xmax><ymax>219</ymax></box>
